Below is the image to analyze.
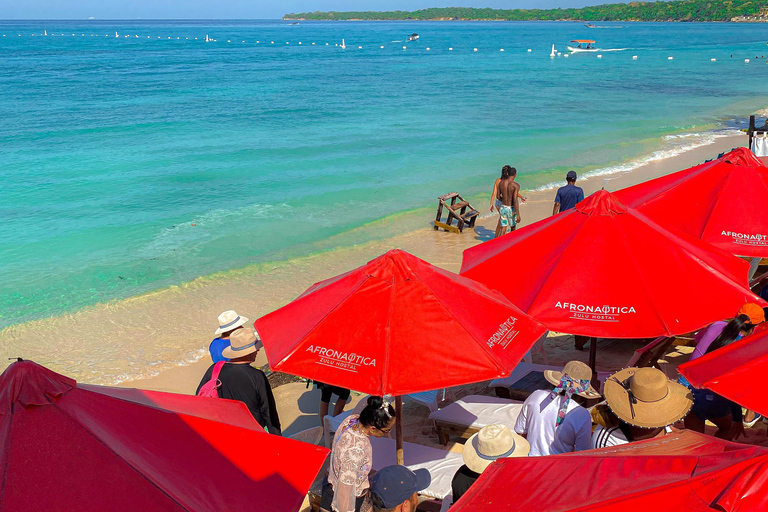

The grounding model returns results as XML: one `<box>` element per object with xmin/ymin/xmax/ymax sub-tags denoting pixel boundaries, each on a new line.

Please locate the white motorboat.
<box><xmin>567</xmin><ymin>39</ymin><xmax>600</xmax><ymax>53</ymax></box>
<box><xmin>407</xmin><ymin>33</ymin><xmax>419</xmax><ymax>42</ymax></box>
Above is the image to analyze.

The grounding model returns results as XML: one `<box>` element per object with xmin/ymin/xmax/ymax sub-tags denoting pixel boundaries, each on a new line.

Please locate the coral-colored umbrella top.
<box><xmin>461</xmin><ymin>189</ymin><xmax>763</xmax><ymax>338</ymax></box>
<box><xmin>0</xmin><ymin>360</ymin><xmax>328</xmax><ymax>512</ymax></box>
<box><xmin>254</xmin><ymin>249</ymin><xmax>547</xmax><ymax>396</ymax></box>
<box><xmin>615</xmin><ymin>147</ymin><xmax>768</xmax><ymax>257</ymax></box>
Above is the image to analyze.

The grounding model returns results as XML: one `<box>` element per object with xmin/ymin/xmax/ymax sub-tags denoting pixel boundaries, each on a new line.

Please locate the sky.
<box><xmin>1</xmin><ymin>1</ymin><xmax>607</xmax><ymax>21</ymax></box>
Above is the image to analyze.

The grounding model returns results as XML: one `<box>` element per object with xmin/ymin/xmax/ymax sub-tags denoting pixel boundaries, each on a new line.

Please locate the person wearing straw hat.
<box><xmin>451</xmin><ymin>424</ymin><xmax>529</xmax><ymax>505</ymax></box>
<box><xmin>197</xmin><ymin>328</ymin><xmax>281</xmax><ymax>435</ymax></box>
<box><xmin>593</xmin><ymin>367</ymin><xmax>693</xmax><ymax>449</ymax></box>
<box><xmin>208</xmin><ymin>310</ymin><xmax>250</xmax><ymax>363</ymax></box>
<box><xmin>514</xmin><ymin>360</ymin><xmax>600</xmax><ymax>456</ymax></box>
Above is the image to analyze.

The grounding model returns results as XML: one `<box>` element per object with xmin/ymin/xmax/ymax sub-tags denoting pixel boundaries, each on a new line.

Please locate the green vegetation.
<box><xmin>284</xmin><ymin>1</ymin><xmax>768</xmax><ymax>22</ymax></box>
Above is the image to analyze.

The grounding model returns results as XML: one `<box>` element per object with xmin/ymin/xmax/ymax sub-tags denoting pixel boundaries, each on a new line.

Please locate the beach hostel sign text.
<box><xmin>306</xmin><ymin>345</ymin><xmax>376</xmax><ymax>372</ymax></box>
<box><xmin>556</xmin><ymin>301</ymin><xmax>637</xmax><ymax>323</ymax></box>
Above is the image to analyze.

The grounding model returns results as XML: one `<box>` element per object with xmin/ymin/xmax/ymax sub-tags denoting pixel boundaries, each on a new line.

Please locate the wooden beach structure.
<box><xmin>433</xmin><ymin>192</ymin><xmax>479</xmax><ymax>233</ymax></box>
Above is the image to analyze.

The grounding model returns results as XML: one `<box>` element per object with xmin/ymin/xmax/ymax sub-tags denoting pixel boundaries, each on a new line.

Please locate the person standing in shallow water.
<box><xmin>495</xmin><ymin>166</ymin><xmax>521</xmax><ymax>238</ymax></box>
<box><xmin>552</xmin><ymin>170</ymin><xmax>584</xmax><ymax>215</ymax></box>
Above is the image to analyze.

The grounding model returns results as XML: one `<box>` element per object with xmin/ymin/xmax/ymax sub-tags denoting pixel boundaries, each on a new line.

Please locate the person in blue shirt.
<box><xmin>209</xmin><ymin>310</ymin><xmax>249</xmax><ymax>363</ymax></box>
<box><xmin>553</xmin><ymin>170</ymin><xmax>585</xmax><ymax>215</ymax></box>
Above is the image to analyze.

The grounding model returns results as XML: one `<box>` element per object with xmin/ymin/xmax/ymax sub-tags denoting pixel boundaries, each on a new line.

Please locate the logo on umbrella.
<box><xmin>487</xmin><ymin>316</ymin><xmax>519</xmax><ymax>350</ymax></box>
<box><xmin>305</xmin><ymin>345</ymin><xmax>377</xmax><ymax>372</ymax></box>
<box><xmin>721</xmin><ymin>230</ymin><xmax>768</xmax><ymax>246</ymax></box>
<box><xmin>555</xmin><ymin>302</ymin><xmax>637</xmax><ymax>322</ymax></box>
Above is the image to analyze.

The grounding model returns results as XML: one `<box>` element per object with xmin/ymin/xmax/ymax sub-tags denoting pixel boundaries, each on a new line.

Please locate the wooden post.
<box><xmin>750</xmin><ymin>115</ymin><xmax>756</xmax><ymax>150</ymax></box>
<box><xmin>396</xmin><ymin>396</ymin><xmax>404</xmax><ymax>465</ymax></box>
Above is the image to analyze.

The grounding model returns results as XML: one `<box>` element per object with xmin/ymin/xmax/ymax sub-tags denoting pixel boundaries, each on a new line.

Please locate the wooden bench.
<box><xmin>434</xmin><ymin>193</ymin><xmax>479</xmax><ymax>233</ymax></box>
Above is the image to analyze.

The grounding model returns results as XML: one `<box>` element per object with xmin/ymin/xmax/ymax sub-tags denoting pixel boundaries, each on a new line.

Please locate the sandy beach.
<box><xmin>0</xmin><ymin>132</ymin><xmax>747</xmax><ymax>440</ymax></box>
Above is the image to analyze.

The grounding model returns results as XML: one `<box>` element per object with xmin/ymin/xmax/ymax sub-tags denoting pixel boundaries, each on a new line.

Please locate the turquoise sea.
<box><xmin>2</xmin><ymin>19</ymin><xmax>768</xmax><ymax>328</ymax></box>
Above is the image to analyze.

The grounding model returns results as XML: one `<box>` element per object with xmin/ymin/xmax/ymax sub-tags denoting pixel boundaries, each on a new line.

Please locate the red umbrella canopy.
<box><xmin>615</xmin><ymin>147</ymin><xmax>768</xmax><ymax>257</ymax></box>
<box><xmin>0</xmin><ymin>360</ymin><xmax>328</xmax><ymax>512</ymax></box>
<box><xmin>679</xmin><ymin>327</ymin><xmax>768</xmax><ymax>418</ymax></box>
<box><xmin>461</xmin><ymin>189</ymin><xmax>764</xmax><ymax>338</ymax></box>
<box><xmin>254</xmin><ymin>249</ymin><xmax>548</xmax><ymax>396</ymax></box>
<box><xmin>451</xmin><ymin>430</ymin><xmax>768</xmax><ymax>512</ymax></box>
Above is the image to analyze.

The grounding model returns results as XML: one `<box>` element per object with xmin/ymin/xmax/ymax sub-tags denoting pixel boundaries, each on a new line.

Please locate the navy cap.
<box><xmin>370</xmin><ymin>465</ymin><xmax>431</xmax><ymax>509</ymax></box>
<box><xmin>566</xmin><ymin>170</ymin><xmax>577</xmax><ymax>180</ymax></box>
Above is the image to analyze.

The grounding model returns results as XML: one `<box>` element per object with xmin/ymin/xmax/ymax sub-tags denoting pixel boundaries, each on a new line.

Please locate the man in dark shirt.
<box><xmin>197</xmin><ymin>328</ymin><xmax>281</xmax><ymax>435</ymax></box>
<box><xmin>553</xmin><ymin>170</ymin><xmax>584</xmax><ymax>215</ymax></box>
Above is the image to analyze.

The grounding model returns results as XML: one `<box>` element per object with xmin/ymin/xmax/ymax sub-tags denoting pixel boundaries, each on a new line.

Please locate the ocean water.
<box><xmin>2</xmin><ymin>19</ymin><xmax>768</xmax><ymax>328</ymax></box>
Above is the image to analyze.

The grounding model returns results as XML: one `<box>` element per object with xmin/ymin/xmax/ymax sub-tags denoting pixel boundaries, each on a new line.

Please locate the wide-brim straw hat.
<box><xmin>215</xmin><ymin>310</ymin><xmax>250</xmax><ymax>335</ymax></box>
<box><xmin>463</xmin><ymin>424</ymin><xmax>529</xmax><ymax>474</ymax></box>
<box><xmin>604</xmin><ymin>367</ymin><xmax>693</xmax><ymax>428</ymax></box>
<box><xmin>543</xmin><ymin>360</ymin><xmax>601</xmax><ymax>399</ymax></box>
<box><xmin>221</xmin><ymin>328</ymin><xmax>263</xmax><ymax>359</ymax></box>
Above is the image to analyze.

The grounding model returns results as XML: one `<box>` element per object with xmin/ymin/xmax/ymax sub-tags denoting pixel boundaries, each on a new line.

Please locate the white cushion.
<box><xmin>428</xmin><ymin>395</ymin><xmax>524</xmax><ymax>429</ymax></box>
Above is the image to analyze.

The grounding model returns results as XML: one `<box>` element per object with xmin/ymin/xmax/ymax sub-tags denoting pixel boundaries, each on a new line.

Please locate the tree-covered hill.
<box><xmin>284</xmin><ymin>1</ymin><xmax>768</xmax><ymax>22</ymax></box>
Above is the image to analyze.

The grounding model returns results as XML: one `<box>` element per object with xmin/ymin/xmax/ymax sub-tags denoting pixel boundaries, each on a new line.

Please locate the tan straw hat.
<box><xmin>221</xmin><ymin>328</ymin><xmax>263</xmax><ymax>359</ymax></box>
<box><xmin>604</xmin><ymin>367</ymin><xmax>693</xmax><ymax>428</ymax></box>
<box><xmin>462</xmin><ymin>424</ymin><xmax>529</xmax><ymax>473</ymax></box>
<box><xmin>215</xmin><ymin>310</ymin><xmax>249</xmax><ymax>335</ymax></box>
<box><xmin>543</xmin><ymin>360</ymin><xmax>601</xmax><ymax>399</ymax></box>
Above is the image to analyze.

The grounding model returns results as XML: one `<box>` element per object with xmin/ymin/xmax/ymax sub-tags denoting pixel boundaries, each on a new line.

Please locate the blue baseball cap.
<box><xmin>566</xmin><ymin>170</ymin><xmax>578</xmax><ymax>180</ymax></box>
<box><xmin>370</xmin><ymin>465</ymin><xmax>431</xmax><ymax>509</ymax></box>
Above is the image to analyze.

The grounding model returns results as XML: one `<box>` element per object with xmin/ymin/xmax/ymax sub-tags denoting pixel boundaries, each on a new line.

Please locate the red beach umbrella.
<box><xmin>615</xmin><ymin>147</ymin><xmax>768</xmax><ymax>257</ymax></box>
<box><xmin>461</xmin><ymin>189</ymin><xmax>762</xmax><ymax>340</ymax></box>
<box><xmin>451</xmin><ymin>430</ymin><xmax>768</xmax><ymax>512</ymax></box>
<box><xmin>679</xmin><ymin>328</ymin><xmax>768</xmax><ymax>418</ymax></box>
<box><xmin>254</xmin><ymin>249</ymin><xmax>547</xmax><ymax>464</ymax></box>
<box><xmin>0</xmin><ymin>360</ymin><xmax>328</xmax><ymax>512</ymax></box>
<box><xmin>254</xmin><ymin>249</ymin><xmax>547</xmax><ymax>396</ymax></box>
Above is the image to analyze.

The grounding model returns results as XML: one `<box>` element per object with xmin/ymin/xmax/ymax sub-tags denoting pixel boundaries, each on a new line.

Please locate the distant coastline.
<box><xmin>284</xmin><ymin>2</ymin><xmax>768</xmax><ymax>22</ymax></box>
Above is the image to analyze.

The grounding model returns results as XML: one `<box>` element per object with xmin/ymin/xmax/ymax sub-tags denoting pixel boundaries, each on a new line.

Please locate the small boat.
<box><xmin>289</xmin><ymin>22</ymin><xmax>299</xmax><ymax>25</ymax></box>
<box><xmin>567</xmin><ymin>39</ymin><xmax>599</xmax><ymax>53</ymax></box>
<box><xmin>584</xmin><ymin>22</ymin><xmax>595</xmax><ymax>28</ymax></box>
<box><xmin>407</xmin><ymin>33</ymin><xmax>419</xmax><ymax>42</ymax></box>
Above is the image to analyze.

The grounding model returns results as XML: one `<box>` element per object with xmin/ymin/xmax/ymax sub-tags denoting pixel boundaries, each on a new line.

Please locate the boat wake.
<box><xmin>599</xmin><ymin>48</ymin><xmax>629</xmax><ymax>52</ymax></box>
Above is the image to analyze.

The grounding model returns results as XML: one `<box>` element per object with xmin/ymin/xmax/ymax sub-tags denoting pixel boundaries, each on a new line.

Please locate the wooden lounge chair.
<box><xmin>428</xmin><ymin>395</ymin><xmax>524</xmax><ymax>445</ymax></box>
<box><xmin>434</xmin><ymin>193</ymin><xmax>479</xmax><ymax>233</ymax></box>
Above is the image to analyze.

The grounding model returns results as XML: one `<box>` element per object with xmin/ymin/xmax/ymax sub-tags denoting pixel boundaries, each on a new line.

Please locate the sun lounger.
<box><xmin>369</xmin><ymin>437</ymin><xmax>463</xmax><ymax>501</ymax></box>
<box><xmin>404</xmin><ymin>389</ymin><xmax>448</xmax><ymax>413</ymax></box>
<box><xmin>428</xmin><ymin>395</ymin><xmax>524</xmax><ymax>445</ymax></box>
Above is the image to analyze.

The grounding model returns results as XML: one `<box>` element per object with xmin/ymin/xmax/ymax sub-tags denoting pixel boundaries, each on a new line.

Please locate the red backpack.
<box><xmin>197</xmin><ymin>361</ymin><xmax>225</xmax><ymax>398</ymax></box>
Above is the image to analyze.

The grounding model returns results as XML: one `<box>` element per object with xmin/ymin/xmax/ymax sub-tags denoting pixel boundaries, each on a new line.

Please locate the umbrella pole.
<box><xmin>588</xmin><ymin>337</ymin><xmax>599</xmax><ymax>388</ymax></box>
<box><xmin>396</xmin><ymin>396</ymin><xmax>404</xmax><ymax>465</ymax></box>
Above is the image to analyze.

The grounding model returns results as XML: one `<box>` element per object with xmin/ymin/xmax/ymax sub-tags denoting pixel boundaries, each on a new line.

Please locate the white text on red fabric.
<box><xmin>721</xmin><ymin>230</ymin><xmax>768</xmax><ymax>246</ymax></box>
<box><xmin>305</xmin><ymin>345</ymin><xmax>376</xmax><ymax>372</ymax></box>
<box><xmin>555</xmin><ymin>302</ymin><xmax>636</xmax><ymax>322</ymax></box>
<box><xmin>487</xmin><ymin>317</ymin><xmax>519</xmax><ymax>349</ymax></box>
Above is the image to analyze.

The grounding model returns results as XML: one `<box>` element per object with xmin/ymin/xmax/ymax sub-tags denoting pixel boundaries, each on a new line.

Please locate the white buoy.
<box><xmin>312</xmin><ymin>42</ymin><xmax>315</xmax><ymax>45</ymax></box>
<box><xmin>527</xmin><ymin>49</ymin><xmax>532</xmax><ymax>52</ymax></box>
<box><xmin>550</xmin><ymin>44</ymin><xmax>556</xmax><ymax>57</ymax></box>
<box><xmin>380</xmin><ymin>45</ymin><xmax>384</xmax><ymax>49</ymax></box>
<box><xmin>147</xmin><ymin>36</ymin><xmax>150</xmax><ymax>38</ymax></box>
<box><xmin>358</xmin><ymin>45</ymin><xmax>362</xmax><ymax>49</ymax></box>
<box><xmin>668</xmin><ymin>56</ymin><xmax>673</xmax><ymax>60</ymax></box>
<box><xmin>632</xmin><ymin>55</ymin><xmax>638</xmax><ymax>60</ymax></box>
<box><xmin>746</xmin><ymin>59</ymin><xmax>750</xmax><ymax>63</ymax></box>
<box><xmin>711</xmin><ymin>58</ymin><xmax>716</xmax><ymax>62</ymax></box>
<box><xmin>564</xmin><ymin>53</ymin><xmax>569</xmax><ymax>58</ymax></box>
<box><xmin>271</xmin><ymin>41</ymin><xmax>274</xmax><ymax>44</ymax></box>
<box><xmin>242</xmin><ymin>40</ymin><xmax>245</xmax><ymax>43</ymax></box>
<box><xmin>473</xmin><ymin>48</ymin><xmax>478</xmax><ymax>52</ymax></box>
<box><xmin>500</xmin><ymin>48</ymin><xmax>504</xmax><ymax>52</ymax></box>
<box><xmin>298</xmin><ymin>41</ymin><xmax>302</xmax><ymax>44</ymax></box>
<box><xmin>449</xmin><ymin>47</ymin><xmax>453</xmax><ymax>51</ymax></box>
<box><xmin>227</xmin><ymin>40</ymin><xmax>231</xmax><ymax>42</ymax></box>
<box><xmin>597</xmin><ymin>54</ymin><xmax>602</xmax><ymax>58</ymax></box>
<box><xmin>403</xmin><ymin>46</ymin><xmax>406</xmax><ymax>50</ymax></box>
<box><xmin>557</xmin><ymin>52</ymin><xmax>562</xmax><ymax>56</ymax></box>
<box><xmin>326</xmin><ymin>43</ymin><xmax>329</xmax><ymax>45</ymax></box>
